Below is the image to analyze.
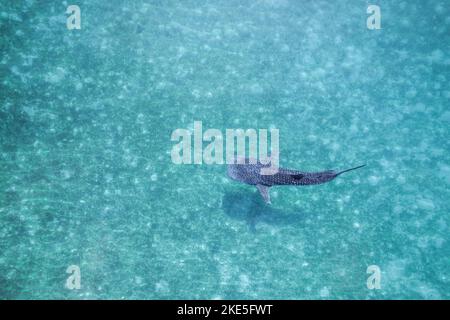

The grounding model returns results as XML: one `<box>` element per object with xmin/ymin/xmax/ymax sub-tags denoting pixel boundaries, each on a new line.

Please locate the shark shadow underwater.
<box><xmin>227</xmin><ymin>158</ymin><xmax>365</xmax><ymax>204</ymax></box>
<box><xmin>222</xmin><ymin>191</ymin><xmax>307</xmax><ymax>231</ymax></box>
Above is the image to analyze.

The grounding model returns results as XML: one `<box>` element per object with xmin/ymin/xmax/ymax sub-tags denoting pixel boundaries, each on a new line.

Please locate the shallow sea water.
<box><xmin>1</xmin><ymin>0</ymin><xmax>450</xmax><ymax>299</ymax></box>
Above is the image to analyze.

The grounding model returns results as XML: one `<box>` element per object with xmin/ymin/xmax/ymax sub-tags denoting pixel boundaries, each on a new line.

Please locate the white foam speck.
<box><xmin>319</xmin><ymin>287</ymin><xmax>330</xmax><ymax>298</ymax></box>
<box><xmin>44</xmin><ymin>67</ymin><xmax>66</xmax><ymax>83</ymax></box>
<box><xmin>417</xmin><ymin>198</ymin><xmax>435</xmax><ymax>210</ymax></box>
<box><xmin>155</xmin><ymin>280</ymin><xmax>169</xmax><ymax>293</ymax></box>
<box><xmin>239</xmin><ymin>274</ymin><xmax>250</xmax><ymax>292</ymax></box>
<box><xmin>368</xmin><ymin>176</ymin><xmax>380</xmax><ymax>186</ymax></box>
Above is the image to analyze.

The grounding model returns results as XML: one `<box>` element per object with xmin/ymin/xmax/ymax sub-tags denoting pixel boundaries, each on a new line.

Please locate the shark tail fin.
<box><xmin>336</xmin><ymin>164</ymin><xmax>366</xmax><ymax>176</ymax></box>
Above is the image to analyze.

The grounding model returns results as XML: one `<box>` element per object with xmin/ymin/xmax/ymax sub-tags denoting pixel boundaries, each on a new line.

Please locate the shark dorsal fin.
<box><xmin>256</xmin><ymin>184</ymin><xmax>271</xmax><ymax>204</ymax></box>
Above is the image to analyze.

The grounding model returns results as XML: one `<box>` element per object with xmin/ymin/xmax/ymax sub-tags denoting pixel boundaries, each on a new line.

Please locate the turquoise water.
<box><xmin>1</xmin><ymin>0</ymin><xmax>449</xmax><ymax>299</ymax></box>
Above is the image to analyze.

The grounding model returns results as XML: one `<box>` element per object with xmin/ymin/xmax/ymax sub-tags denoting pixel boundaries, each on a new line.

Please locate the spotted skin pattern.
<box><xmin>227</xmin><ymin>158</ymin><xmax>365</xmax><ymax>203</ymax></box>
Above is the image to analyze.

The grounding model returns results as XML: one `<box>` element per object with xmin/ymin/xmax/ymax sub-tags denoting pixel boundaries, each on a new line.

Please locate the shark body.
<box><xmin>227</xmin><ymin>158</ymin><xmax>365</xmax><ymax>204</ymax></box>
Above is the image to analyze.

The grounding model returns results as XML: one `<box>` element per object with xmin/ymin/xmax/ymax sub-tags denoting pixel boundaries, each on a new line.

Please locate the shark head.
<box><xmin>226</xmin><ymin>163</ymin><xmax>241</xmax><ymax>181</ymax></box>
<box><xmin>227</xmin><ymin>161</ymin><xmax>262</xmax><ymax>185</ymax></box>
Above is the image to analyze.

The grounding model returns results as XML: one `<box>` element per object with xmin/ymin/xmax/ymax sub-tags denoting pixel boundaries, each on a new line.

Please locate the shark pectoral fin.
<box><xmin>256</xmin><ymin>184</ymin><xmax>271</xmax><ymax>204</ymax></box>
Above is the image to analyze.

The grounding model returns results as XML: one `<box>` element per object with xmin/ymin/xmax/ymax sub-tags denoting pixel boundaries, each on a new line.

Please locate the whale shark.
<box><xmin>227</xmin><ymin>158</ymin><xmax>365</xmax><ymax>204</ymax></box>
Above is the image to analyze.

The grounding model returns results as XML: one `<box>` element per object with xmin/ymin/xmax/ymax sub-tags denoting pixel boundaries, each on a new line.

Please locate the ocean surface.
<box><xmin>1</xmin><ymin>0</ymin><xmax>449</xmax><ymax>299</ymax></box>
